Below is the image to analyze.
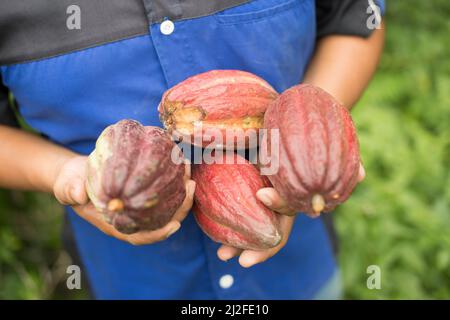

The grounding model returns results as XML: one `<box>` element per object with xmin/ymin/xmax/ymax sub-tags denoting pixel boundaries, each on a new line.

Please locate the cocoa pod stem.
<box><xmin>108</xmin><ymin>198</ymin><xmax>124</xmax><ymax>213</ymax></box>
<box><xmin>312</xmin><ymin>194</ymin><xmax>325</xmax><ymax>214</ymax></box>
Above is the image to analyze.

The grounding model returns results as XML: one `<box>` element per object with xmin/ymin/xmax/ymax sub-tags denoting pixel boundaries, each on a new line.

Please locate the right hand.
<box><xmin>53</xmin><ymin>155</ymin><xmax>196</xmax><ymax>245</ymax></box>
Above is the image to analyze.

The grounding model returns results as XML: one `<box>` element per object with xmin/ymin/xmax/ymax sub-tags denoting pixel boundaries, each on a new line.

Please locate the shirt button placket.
<box><xmin>142</xmin><ymin>2</ymin><xmax>242</xmax><ymax>299</ymax></box>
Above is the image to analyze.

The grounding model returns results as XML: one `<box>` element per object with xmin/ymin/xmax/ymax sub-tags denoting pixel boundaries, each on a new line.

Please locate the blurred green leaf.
<box><xmin>335</xmin><ymin>0</ymin><xmax>450</xmax><ymax>299</ymax></box>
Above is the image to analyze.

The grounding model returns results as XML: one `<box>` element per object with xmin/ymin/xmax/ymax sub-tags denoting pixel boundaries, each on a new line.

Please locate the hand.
<box><xmin>53</xmin><ymin>155</ymin><xmax>196</xmax><ymax>245</ymax></box>
<box><xmin>216</xmin><ymin>187</ymin><xmax>295</xmax><ymax>268</ymax></box>
<box><xmin>257</xmin><ymin>162</ymin><xmax>366</xmax><ymax>217</ymax></box>
<box><xmin>216</xmin><ymin>163</ymin><xmax>366</xmax><ymax>267</ymax></box>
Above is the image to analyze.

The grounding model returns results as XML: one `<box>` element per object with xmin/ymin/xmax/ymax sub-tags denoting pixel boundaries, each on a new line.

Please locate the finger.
<box><xmin>279</xmin><ymin>215</ymin><xmax>296</xmax><ymax>237</ymax></box>
<box><xmin>238</xmin><ymin>215</ymin><xmax>295</xmax><ymax>268</ymax></box>
<box><xmin>256</xmin><ymin>188</ymin><xmax>296</xmax><ymax>216</ymax></box>
<box><xmin>72</xmin><ymin>203</ymin><xmax>117</xmax><ymax>237</ymax></box>
<box><xmin>52</xmin><ymin>174</ymin><xmax>70</xmax><ymax>205</ymax></box>
<box><xmin>217</xmin><ymin>245</ymin><xmax>242</xmax><ymax>261</ymax></box>
<box><xmin>57</xmin><ymin>182</ymin><xmax>79</xmax><ymax>205</ymax></box>
<box><xmin>69</xmin><ymin>178</ymin><xmax>89</xmax><ymax>205</ymax></box>
<box><xmin>72</xmin><ymin>202</ymin><xmax>97</xmax><ymax>217</ymax></box>
<box><xmin>184</xmin><ymin>159</ymin><xmax>192</xmax><ymax>180</ymax></box>
<box><xmin>54</xmin><ymin>185</ymin><xmax>70</xmax><ymax>205</ymax></box>
<box><xmin>358</xmin><ymin>163</ymin><xmax>366</xmax><ymax>182</ymax></box>
<box><xmin>238</xmin><ymin>249</ymin><xmax>275</xmax><ymax>268</ymax></box>
<box><xmin>172</xmin><ymin>180</ymin><xmax>196</xmax><ymax>221</ymax></box>
<box><xmin>126</xmin><ymin>220</ymin><xmax>181</xmax><ymax>245</ymax></box>
<box><xmin>54</xmin><ymin>175</ymin><xmax>87</xmax><ymax>206</ymax></box>
<box><xmin>73</xmin><ymin>203</ymin><xmax>181</xmax><ymax>244</ymax></box>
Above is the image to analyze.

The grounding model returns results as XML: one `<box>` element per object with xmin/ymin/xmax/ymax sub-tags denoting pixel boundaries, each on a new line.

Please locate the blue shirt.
<box><xmin>0</xmin><ymin>0</ymin><xmax>385</xmax><ymax>299</ymax></box>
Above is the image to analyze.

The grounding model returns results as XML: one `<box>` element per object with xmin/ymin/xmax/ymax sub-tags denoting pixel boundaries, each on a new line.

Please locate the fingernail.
<box><xmin>220</xmin><ymin>253</ymin><xmax>233</xmax><ymax>262</ymax></box>
<box><xmin>258</xmin><ymin>193</ymin><xmax>272</xmax><ymax>207</ymax></box>
<box><xmin>166</xmin><ymin>223</ymin><xmax>180</xmax><ymax>238</ymax></box>
<box><xmin>239</xmin><ymin>256</ymin><xmax>254</xmax><ymax>268</ymax></box>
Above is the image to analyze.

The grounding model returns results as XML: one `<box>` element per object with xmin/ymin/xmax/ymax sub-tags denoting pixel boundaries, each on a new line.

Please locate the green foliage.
<box><xmin>0</xmin><ymin>191</ymin><xmax>68</xmax><ymax>299</ymax></box>
<box><xmin>335</xmin><ymin>0</ymin><xmax>450</xmax><ymax>299</ymax></box>
<box><xmin>0</xmin><ymin>0</ymin><xmax>449</xmax><ymax>300</ymax></box>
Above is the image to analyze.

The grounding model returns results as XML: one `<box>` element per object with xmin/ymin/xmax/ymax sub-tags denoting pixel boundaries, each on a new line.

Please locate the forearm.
<box><xmin>304</xmin><ymin>22</ymin><xmax>385</xmax><ymax>109</ymax></box>
<box><xmin>0</xmin><ymin>125</ymin><xmax>76</xmax><ymax>192</ymax></box>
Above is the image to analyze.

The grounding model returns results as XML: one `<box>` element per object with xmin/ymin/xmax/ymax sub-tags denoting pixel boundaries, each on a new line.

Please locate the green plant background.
<box><xmin>0</xmin><ymin>1</ymin><xmax>449</xmax><ymax>299</ymax></box>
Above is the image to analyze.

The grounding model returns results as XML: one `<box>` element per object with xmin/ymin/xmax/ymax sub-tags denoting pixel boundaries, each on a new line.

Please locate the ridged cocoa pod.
<box><xmin>192</xmin><ymin>152</ymin><xmax>282</xmax><ymax>250</ymax></box>
<box><xmin>261</xmin><ymin>84</ymin><xmax>361</xmax><ymax>216</ymax></box>
<box><xmin>158</xmin><ymin>70</ymin><xmax>278</xmax><ymax>149</ymax></box>
<box><xmin>86</xmin><ymin>119</ymin><xmax>186</xmax><ymax>234</ymax></box>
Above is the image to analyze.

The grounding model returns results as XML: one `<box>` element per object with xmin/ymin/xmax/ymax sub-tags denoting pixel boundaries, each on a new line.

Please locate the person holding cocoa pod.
<box><xmin>0</xmin><ymin>0</ymin><xmax>384</xmax><ymax>300</ymax></box>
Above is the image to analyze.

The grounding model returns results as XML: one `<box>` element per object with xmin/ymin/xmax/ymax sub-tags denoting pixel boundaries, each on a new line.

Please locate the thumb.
<box><xmin>69</xmin><ymin>178</ymin><xmax>89</xmax><ymax>205</ymax></box>
<box><xmin>256</xmin><ymin>188</ymin><xmax>296</xmax><ymax>216</ymax></box>
<box><xmin>53</xmin><ymin>155</ymin><xmax>89</xmax><ymax>206</ymax></box>
<box><xmin>54</xmin><ymin>176</ymin><xmax>88</xmax><ymax>206</ymax></box>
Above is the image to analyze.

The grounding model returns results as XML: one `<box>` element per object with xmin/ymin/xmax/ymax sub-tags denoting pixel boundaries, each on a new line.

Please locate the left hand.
<box><xmin>217</xmin><ymin>163</ymin><xmax>366</xmax><ymax>267</ymax></box>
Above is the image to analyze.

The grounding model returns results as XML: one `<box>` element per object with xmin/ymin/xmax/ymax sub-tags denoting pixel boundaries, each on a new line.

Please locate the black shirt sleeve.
<box><xmin>316</xmin><ymin>0</ymin><xmax>383</xmax><ymax>38</ymax></box>
<box><xmin>0</xmin><ymin>82</ymin><xmax>19</xmax><ymax>127</ymax></box>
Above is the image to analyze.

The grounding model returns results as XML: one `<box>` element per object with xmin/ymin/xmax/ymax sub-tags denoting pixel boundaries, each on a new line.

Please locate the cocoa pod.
<box><xmin>261</xmin><ymin>84</ymin><xmax>361</xmax><ymax>216</ymax></box>
<box><xmin>158</xmin><ymin>70</ymin><xmax>278</xmax><ymax>149</ymax></box>
<box><xmin>86</xmin><ymin>119</ymin><xmax>186</xmax><ymax>234</ymax></box>
<box><xmin>192</xmin><ymin>152</ymin><xmax>282</xmax><ymax>250</ymax></box>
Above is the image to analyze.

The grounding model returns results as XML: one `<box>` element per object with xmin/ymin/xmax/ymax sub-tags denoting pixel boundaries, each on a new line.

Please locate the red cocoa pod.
<box><xmin>192</xmin><ymin>152</ymin><xmax>282</xmax><ymax>250</ymax></box>
<box><xmin>158</xmin><ymin>70</ymin><xmax>278</xmax><ymax>149</ymax></box>
<box><xmin>86</xmin><ymin>119</ymin><xmax>186</xmax><ymax>234</ymax></box>
<box><xmin>260</xmin><ymin>84</ymin><xmax>361</xmax><ymax>216</ymax></box>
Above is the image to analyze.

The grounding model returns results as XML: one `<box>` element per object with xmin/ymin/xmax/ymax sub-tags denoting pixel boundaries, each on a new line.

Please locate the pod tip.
<box><xmin>312</xmin><ymin>194</ymin><xmax>325</xmax><ymax>214</ymax></box>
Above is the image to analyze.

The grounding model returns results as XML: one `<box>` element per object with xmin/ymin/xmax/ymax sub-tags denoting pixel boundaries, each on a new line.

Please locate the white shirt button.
<box><xmin>160</xmin><ymin>20</ymin><xmax>175</xmax><ymax>35</ymax></box>
<box><xmin>219</xmin><ymin>274</ymin><xmax>234</xmax><ymax>289</ymax></box>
